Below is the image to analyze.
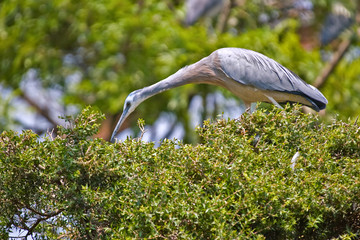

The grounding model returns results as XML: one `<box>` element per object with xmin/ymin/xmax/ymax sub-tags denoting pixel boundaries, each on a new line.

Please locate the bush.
<box><xmin>1</xmin><ymin>105</ymin><xmax>359</xmax><ymax>239</ymax></box>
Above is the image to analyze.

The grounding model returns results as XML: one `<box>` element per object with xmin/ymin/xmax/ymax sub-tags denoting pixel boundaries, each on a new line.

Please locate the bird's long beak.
<box><xmin>110</xmin><ymin>107</ymin><xmax>130</xmax><ymax>143</ymax></box>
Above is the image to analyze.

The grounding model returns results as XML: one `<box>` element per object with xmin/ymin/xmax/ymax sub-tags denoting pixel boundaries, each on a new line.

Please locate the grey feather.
<box><xmin>216</xmin><ymin>48</ymin><xmax>328</xmax><ymax>110</ymax></box>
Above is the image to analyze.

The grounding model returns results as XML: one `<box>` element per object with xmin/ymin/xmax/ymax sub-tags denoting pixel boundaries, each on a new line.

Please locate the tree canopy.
<box><xmin>1</xmin><ymin>106</ymin><xmax>360</xmax><ymax>239</ymax></box>
<box><xmin>0</xmin><ymin>0</ymin><xmax>359</xmax><ymax>141</ymax></box>
<box><xmin>1</xmin><ymin>0</ymin><xmax>360</xmax><ymax>238</ymax></box>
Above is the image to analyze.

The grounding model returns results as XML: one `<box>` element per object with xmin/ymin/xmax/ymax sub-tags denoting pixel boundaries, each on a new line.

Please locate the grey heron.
<box><xmin>320</xmin><ymin>3</ymin><xmax>353</xmax><ymax>46</ymax></box>
<box><xmin>185</xmin><ymin>0</ymin><xmax>225</xmax><ymax>26</ymax></box>
<box><xmin>110</xmin><ymin>48</ymin><xmax>327</xmax><ymax>142</ymax></box>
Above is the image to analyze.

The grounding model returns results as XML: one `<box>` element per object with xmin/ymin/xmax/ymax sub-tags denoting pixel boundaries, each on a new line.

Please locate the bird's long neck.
<box><xmin>138</xmin><ymin>58</ymin><xmax>215</xmax><ymax>102</ymax></box>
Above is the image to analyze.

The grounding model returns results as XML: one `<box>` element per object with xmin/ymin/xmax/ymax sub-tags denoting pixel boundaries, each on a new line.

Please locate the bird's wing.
<box><xmin>216</xmin><ymin>48</ymin><xmax>328</xmax><ymax>110</ymax></box>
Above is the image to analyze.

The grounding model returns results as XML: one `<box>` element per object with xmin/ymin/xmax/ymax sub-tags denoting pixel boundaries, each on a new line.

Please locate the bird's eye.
<box><xmin>125</xmin><ymin>101</ymin><xmax>131</xmax><ymax>109</ymax></box>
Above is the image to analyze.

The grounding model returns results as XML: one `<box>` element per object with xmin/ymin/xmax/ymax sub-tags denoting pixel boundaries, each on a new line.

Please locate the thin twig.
<box><xmin>354</xmin><ymin>116</ymin><xmax>359</xmax><ymax>126</ymax></box>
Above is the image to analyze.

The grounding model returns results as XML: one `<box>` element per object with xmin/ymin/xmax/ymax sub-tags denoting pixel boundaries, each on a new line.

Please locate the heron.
<box><xmin>320</xmin><ymin>3</ymin><xmax>353</xmax><ymax>46</ymax></box>
<box><xmin>110</xmin><ymin>48</ymin><xmax>328</xmax><ymax>142</ymax></box>
<box><xmin>185</xmin><ymin>0</ymin><xmax>225</xmax><ymax>26</ymax></box>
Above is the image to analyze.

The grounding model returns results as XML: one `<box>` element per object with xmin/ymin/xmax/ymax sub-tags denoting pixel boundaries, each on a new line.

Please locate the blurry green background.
<box><xmin>0</xmin><ymin>0</ymin><xmax>359</xmax><ymax>142</ymax></box>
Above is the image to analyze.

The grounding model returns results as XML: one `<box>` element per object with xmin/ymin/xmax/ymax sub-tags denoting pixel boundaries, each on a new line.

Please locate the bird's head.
<box><xmin>110</xmin><ymin>90</ymin><xmax>143</xmax><ymax>142</ymax></box>
<box><xmin>122</xmin><ymin>90</ymin><xmax>142</xmax><ymax>116</ymax></box>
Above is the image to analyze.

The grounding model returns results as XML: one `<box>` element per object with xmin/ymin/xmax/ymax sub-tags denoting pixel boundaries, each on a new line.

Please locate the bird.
<box><xmin>110</xmin><ymin>48</ymin><xmax>328</xmax><ymax>142</ymax></box>
<box><xmin>185</xmin><ymin>0</ymin><xmax>225</xmax><ymax>26</ymax></box>
<box><xmin>320</xmin><ymin>2</ymin><xmax>353</xmax><ymax>46</ymax></box>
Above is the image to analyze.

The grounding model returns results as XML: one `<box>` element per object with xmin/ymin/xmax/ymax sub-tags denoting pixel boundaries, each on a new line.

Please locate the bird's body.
<box><xmin>110</xmin><ymin>48</ymin><xmax>327</xmax><ymax>142</ymax></box>
<box><xmin>215</xmin><ymin>48</ymin><xmax>327</xmax><ymax>109</ymax></box>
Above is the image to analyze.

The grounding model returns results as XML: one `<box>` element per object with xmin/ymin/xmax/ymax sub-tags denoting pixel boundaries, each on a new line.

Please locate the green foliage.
<box><xmin>59</xmin><ymin>106</ymin><xmax>105</xmax><ymax>141</ymax></box>
<box><xmin>1</xmin><ymin>0</ymin><xmax>359</xmax><ymax>139</ymax></box>
<box><xmin>1</xmin><ymin>106</ymin><xmax>359</xmax><ymax>239</ymax></box>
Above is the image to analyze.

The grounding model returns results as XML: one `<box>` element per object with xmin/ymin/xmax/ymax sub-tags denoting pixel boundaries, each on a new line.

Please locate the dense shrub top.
<box><xmin>1</xmin><ymin>106</ymin><xmax>359</xmax><ymax>239</ymax></box>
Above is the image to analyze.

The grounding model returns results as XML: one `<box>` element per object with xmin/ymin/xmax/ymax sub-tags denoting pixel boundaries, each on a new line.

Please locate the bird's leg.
<box><xmin>243</xmin><ymin>102</ymin><xmax>257</xmax><ymax>113</ymax></box>
<box><xmin>235</xmin><ymin>102</ymin><xmax>253</xmax><ymax>122</ymax></box>
<box><xmin>250</xmin><ymin>102</ymin><xmax>257</xmax><ymax>113</ymax></box>
<box><xmin>243</xmin><ymin>102</ymin><xmax>252</xmax><ymax>113</ymax></box>
<box><xmin>265</xmin><ymin>95</ymin><xmax>284</xmax><ymax>109</ymax></box>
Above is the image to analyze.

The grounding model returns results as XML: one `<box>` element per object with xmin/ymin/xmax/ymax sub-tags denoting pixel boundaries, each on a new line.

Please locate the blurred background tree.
<box><xmin>0</xmin><ymin>0</ymin><xmax>359</xmax><ymax>143</ymax></box>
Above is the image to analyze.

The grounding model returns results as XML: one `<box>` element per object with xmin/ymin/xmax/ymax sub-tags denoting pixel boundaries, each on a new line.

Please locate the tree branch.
<box><xmin>10</xmin><ymin>199</ymin><xmax>65</xmax><ymax>238</ymax></box>
<box><xmin>23</xmin><ymin>207</ymin><xmax>64</xmax><ymax>238</ymax></box>
<box><xmin>216</xmin><ymin>0</ymin><xmax>234</xmax><ymax>33</ymax></box>
<box><xmin>313</xmin><ymin>0</ymin><xmax>360</xmax><ymax>89</ymax></box>
<box><xmin>19</xmin><ymin>91</ymin><xmax>58</xmax><ymax>126</ymax></box>
<box><xmin>313</xmin><ymin>38</ymin><xmax>351</xmax><ymax>89</ymax></box>
<box><xmin>25</xmin><ymin>204</ymin><xmax>64</xmax><ymax>218</ymax></box>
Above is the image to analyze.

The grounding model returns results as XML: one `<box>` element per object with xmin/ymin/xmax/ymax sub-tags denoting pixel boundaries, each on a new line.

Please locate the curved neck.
<box><xmin>139</xmin><ymin>58</ymin><xmax>215</xmax><ymax>102</ymax></box>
